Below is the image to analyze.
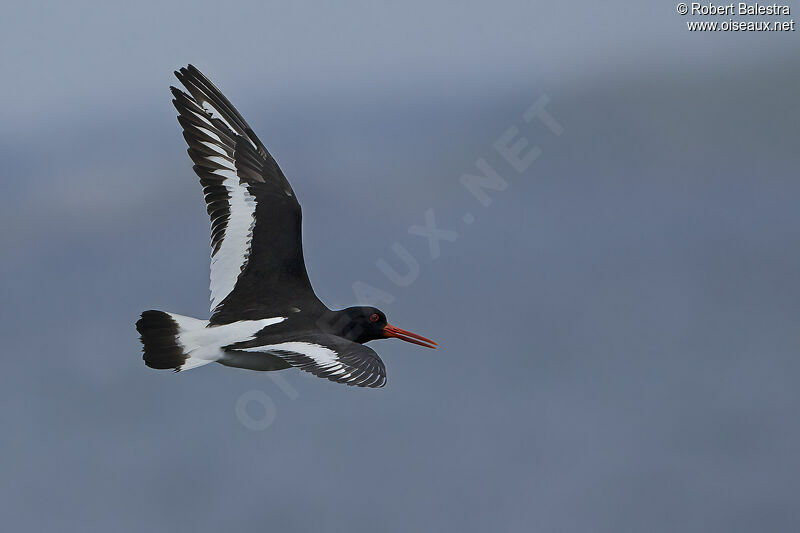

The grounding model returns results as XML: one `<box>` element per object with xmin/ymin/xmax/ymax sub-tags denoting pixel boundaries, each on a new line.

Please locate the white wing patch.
<box><xmin>241</xmin><ymin>342</ymin><xmax>351</xmax><ymax>378</ymax></box>
<box><xmin>186</xmin><ymin>92</ymin><xmax>261</xmax><ymax>313</ymax></box>
<box><xmin>208</xmin><ymin>164</ymin><xmax>257</xmax><ymax>312</ymax></box>
<box><xmin>238</xmin><ymin>340</ymin><xmax>386</xmax><ymax>387</ymax></box>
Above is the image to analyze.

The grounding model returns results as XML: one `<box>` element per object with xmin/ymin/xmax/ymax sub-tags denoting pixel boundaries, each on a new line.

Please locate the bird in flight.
<box><xmin>136</xmin><ymin>65</ymin><xmax>436</xmax><ymax>388</ymax></box>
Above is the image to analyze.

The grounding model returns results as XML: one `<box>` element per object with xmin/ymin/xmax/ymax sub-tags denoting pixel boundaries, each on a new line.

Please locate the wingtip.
<box><xmin>174</xmin><ymin>67</ymin><xmax>191</xmax><ymax>84</ymax></box>
<box><xmin>177</xmin><ymin>64</ymin><xmax>201</xmax><ymax>81</ymax></box>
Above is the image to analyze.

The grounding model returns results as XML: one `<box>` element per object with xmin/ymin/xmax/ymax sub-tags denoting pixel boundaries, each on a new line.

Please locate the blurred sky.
<box><xmin>2</xmin><ymin>1</ymin><xmax>800</xmax><ymax>532</ymax></box>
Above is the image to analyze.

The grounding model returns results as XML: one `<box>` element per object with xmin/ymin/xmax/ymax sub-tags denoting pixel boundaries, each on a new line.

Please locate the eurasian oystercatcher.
<box><xmin>135</xmin><ymin>65</ymin><xmax>436</xmax><ymax>388</ymax></box>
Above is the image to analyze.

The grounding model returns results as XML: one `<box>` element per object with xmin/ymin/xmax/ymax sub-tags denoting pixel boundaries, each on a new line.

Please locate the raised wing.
<box><xmin>228</xmin><ymin>331</ymin><xmax>387</xmax><ymax>388</ymax></box>
<box><xmin>171</xmin><ymin>65</ymin><xmax>323</xmax><ymax>324</ymax></box>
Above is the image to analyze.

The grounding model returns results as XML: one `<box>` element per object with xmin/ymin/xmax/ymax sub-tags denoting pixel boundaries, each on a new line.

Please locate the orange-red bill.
<box><xmin>383</xmin><ymin>324</ymin><xmax>437</xmax><ymax>349</ymax></box>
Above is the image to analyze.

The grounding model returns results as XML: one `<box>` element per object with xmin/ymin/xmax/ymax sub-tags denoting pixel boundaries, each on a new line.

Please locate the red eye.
<box><xmin>369</xmin><ymin>313</ymin><xmax>380</xmax><ymax>323</ymax></box>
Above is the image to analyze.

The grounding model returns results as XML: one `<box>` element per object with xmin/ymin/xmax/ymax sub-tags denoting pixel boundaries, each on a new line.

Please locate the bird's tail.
<box><xmin>136</xmin><ymin>310</ymin><xmax>214</xmax><ymax>372</ymax></box>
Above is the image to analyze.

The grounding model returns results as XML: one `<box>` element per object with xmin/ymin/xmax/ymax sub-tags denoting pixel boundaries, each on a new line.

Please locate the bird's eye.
<box><xmin>369</xmin><ymin>313</ymin><xmax>380</xmax><ymax>323</ymax></box>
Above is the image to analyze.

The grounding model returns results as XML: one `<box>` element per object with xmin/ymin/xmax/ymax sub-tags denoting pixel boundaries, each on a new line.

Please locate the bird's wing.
<box><xmin>227</xmin><ymin>331</ymin><xmax>387</xmax><ymax>388</ymax></box>
<box><xmin>171</xmin><ymin>65</ymin><xmax>322</xmax><ymax>324</ymax></box>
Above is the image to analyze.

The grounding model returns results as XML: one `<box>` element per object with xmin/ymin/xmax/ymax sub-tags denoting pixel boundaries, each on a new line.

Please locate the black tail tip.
<box><xmin>136</xmin><ymin>311</ymin><xmax>185</xmax><ymax>371</ymax></box>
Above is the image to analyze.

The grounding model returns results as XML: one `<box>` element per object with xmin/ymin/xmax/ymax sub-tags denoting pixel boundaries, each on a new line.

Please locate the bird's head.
<box><xmin>334</xmin><ymin>306</ymin><xmax>437</xmax><ymax>348</ymax></box>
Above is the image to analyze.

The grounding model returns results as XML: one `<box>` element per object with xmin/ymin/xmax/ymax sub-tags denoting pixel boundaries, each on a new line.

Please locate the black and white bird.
<box><xmin>135</xmin><ymin>65</ymin><xmax>436</xmax><ymax>388</ymax></box>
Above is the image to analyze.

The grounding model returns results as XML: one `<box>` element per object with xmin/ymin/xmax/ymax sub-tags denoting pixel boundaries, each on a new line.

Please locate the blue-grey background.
<box><xmin>2</xmin><ymin>1</ymin><xmax>799</xmax><ymax>531</ymax></box>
